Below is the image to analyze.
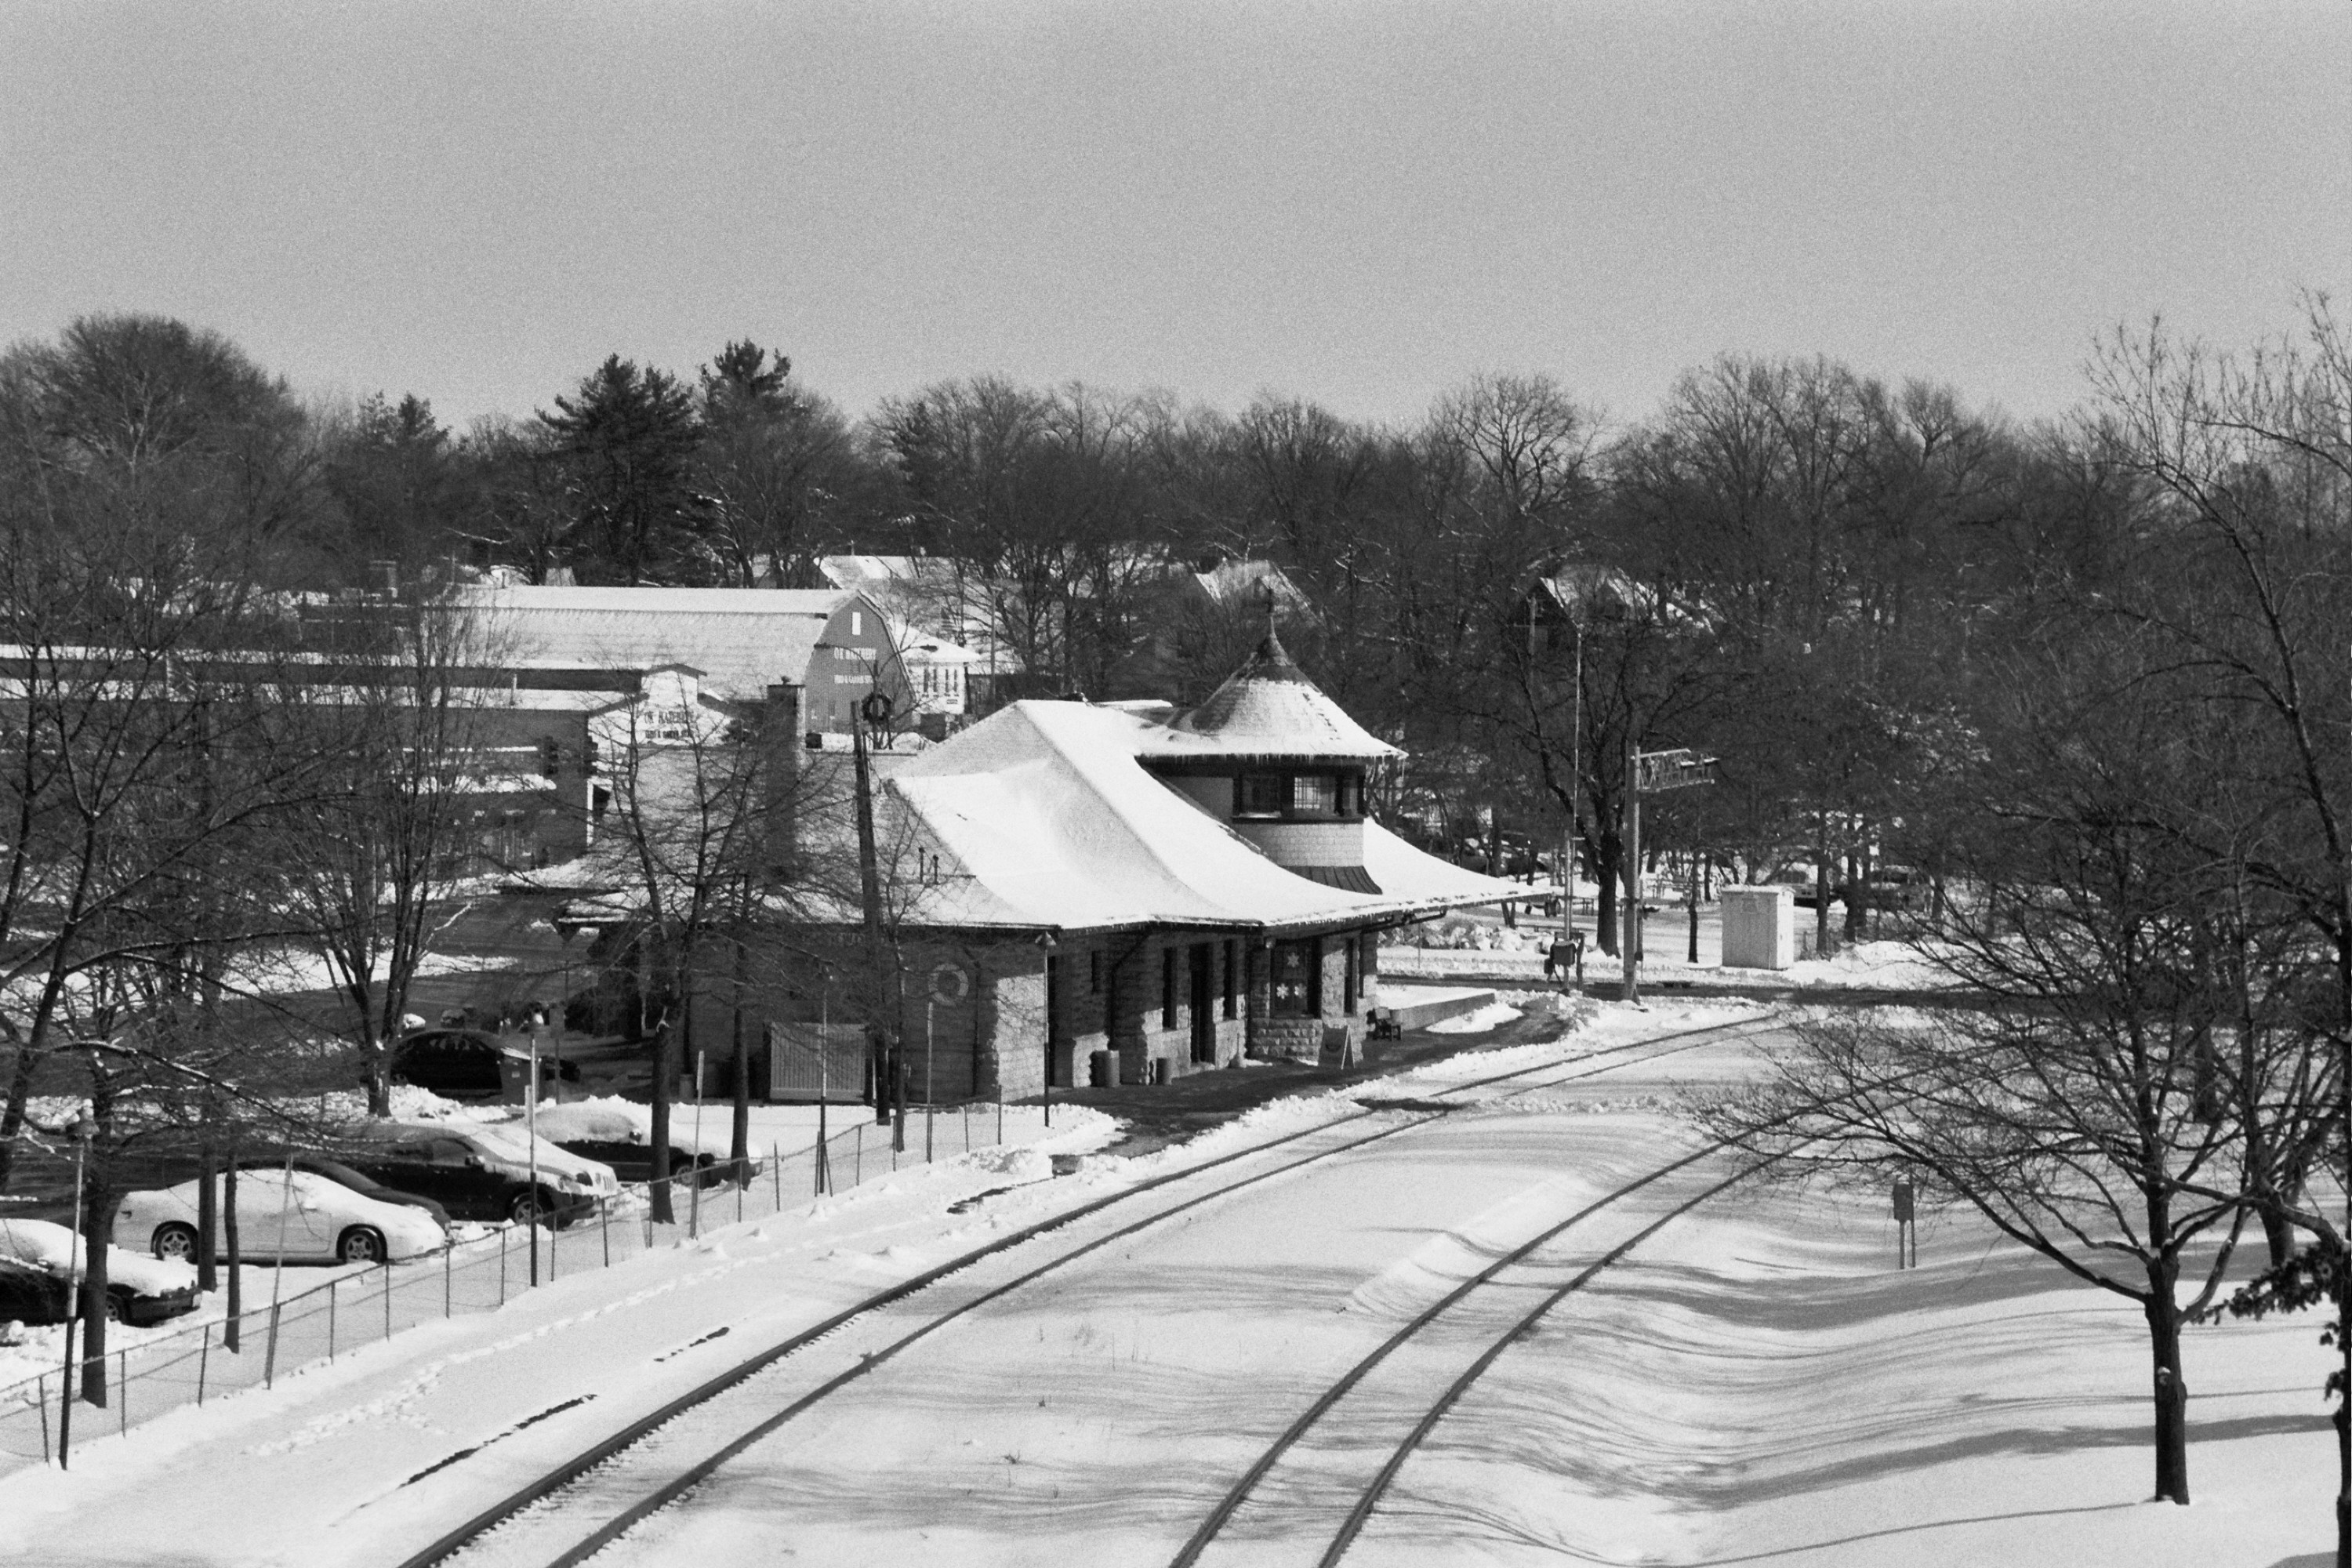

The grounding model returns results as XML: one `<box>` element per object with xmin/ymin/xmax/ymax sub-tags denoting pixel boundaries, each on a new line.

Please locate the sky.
<box><xmin>2</xmin><ymin>2</ymin><xmax>2345</xmax><ymax>436</ymax></box>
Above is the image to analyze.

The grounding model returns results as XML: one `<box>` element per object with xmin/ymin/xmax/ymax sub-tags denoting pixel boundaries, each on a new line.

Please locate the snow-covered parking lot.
<box><xmin>0</xmin><ymin>1000</ymin><xmax>2335</xmax><ymax>1566</ymax></box>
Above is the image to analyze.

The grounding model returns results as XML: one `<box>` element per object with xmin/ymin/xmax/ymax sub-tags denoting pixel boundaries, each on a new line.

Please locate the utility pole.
<box><xmin>852</xmin><ymin>691</ymin><xmax>895</xmax><ymax>1130</ymax></box>
<box><xmin>1623</xmin><ymin>742</ymin><xmax>1642</xmax><ymax>1004</ymax></box>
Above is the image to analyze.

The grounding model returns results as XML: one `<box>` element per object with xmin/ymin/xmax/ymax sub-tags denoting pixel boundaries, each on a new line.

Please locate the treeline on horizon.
<box><xmin>2</xmin><ymin>304</ymin><xmax>2349</xmax><ymax>947</ymax></box>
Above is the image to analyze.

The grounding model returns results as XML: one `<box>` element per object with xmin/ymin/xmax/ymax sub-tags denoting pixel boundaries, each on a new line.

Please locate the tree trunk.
<box><xmin>648</xmin><ymin>1014</ymin><xmax>674</xmax><ymax>1225</ymax></box>
<box><xmin>1686</xmin><ymin>861</ymin><xmax>1700</xmax><ymax>964</ymax></box>
<box><xmin>365</xmin><ymin>1022</ymin><xmax>391</xmax><ymax>1118</ymax></box>
<box><xmin>0</xmin><ymin>1044</ymin><xmax>35</xmax><ymax>1192</ymax></box>
<box><xmin>194</xmin><ymin>1140</ymin><xmax>217</xmax><ymax>1294</ymax></box>
<box><xmin>1813</xmin><ymin>832</ymin><xmax>1833</xmax><ymax>954</ymax></box>
<box><xmin>2256</xmin><ymin>1201</ymin><xmax>2299</xmax><ymax>1271</ymax></box>
<box><xmin>2332</xmin><ymin>1390</ymin><xmax>2350</xmax><ymax>1568</ymax></box>
<box><xmin>729</xmin><ymin>957</ymin><xmax>750</xmax><ymax>1185</ymax></box>
<box><xmin>79</xmin><ymin>1164</ymin><xmax>111</xmax><ymax>1407</ymax></box>
<box><xmin>2143</xmin><ymin>1280</ymin><xmax>2190</xmax><ymax>1504</ymax></box>
<box><xmin>1592</xmin><ymin>838</ymin><xmax>1620</xmax><ymax>957</ymax></box>
<box><xmin>223</xmin><ymin>1149</ymin><xmax>241</xmax><ymax>1352</ymax></box>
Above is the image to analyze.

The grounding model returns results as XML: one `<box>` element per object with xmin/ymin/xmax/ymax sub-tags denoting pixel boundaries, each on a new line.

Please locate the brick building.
<box><xmin>726</xmin><ymin>628</ymin><xmax>1519</xmax><ymax>1102</ymax></box>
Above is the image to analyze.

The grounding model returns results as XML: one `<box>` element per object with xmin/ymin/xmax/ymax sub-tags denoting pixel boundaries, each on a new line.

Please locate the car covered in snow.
<box><xmin>0</xmin><ymin>1218</ymin><xmax>201</xmax><ymax>1326</ymax></box>
<box><xmin>114</xmin><ymin>1167</ymin><xmax>448</xmax><ymax>1266</ymax></box>
<box><xmin>273</xmin><ymin>1152</ymin><xmax>454</xmax><ymax>1231</ymax></box>
<box><xmin>334</xmin><ymin>1121</ymin><xmax>620</xmax><ymax>1228</ymax></box>
<box><xmin>528</xmin><ymin>1101</ymin><xmax>753</xmax><ymax>1189</ymax></box>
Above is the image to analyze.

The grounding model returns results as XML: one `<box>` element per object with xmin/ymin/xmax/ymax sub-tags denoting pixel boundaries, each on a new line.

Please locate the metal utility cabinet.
<box><xmin>1720</xmin><ymin>884</ymin><xmax>1797</xmax><ymax>970</ymax></box>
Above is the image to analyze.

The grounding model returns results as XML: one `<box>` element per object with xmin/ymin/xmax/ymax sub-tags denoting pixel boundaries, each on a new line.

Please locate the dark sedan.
<box><xmin>553</xmin><ymin>1139</ymin><xmax>732</xmax><ymax>1189</ymax></box>
<box><xmin>334</xmin><ymin>1124</ymin><xmax>615</xmax><ymax>1228</ymax></box>
<box><xmin>390</xmin><ymin>1029</ymin><xmax>579</xmax><ymax>1101</ymax></box>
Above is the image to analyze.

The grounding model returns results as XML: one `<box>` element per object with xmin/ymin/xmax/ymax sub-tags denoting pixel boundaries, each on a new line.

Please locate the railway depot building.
<box><xmin>745</xmin><ymin>630</ymin><xmax>1519</xmax><ymax>1102</ymax></box>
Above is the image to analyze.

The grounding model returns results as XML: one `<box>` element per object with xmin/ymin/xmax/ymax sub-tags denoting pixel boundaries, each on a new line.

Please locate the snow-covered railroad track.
<box><xmin>1168</xmin><ymin>1142</ymin><xmax>1775</xmax><ymax>1567</ymax></box>
<box><xmin>397</xmin><ymin>1014</ymin><xmax>1776</xmax><ymax>1568</ymax></box>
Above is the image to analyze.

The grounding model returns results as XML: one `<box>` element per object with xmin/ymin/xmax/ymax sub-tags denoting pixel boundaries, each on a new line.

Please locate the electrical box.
<box><xmin>1720</xmin><ymin>884</ymin><xmax>1797</xmax><ymax>970</ymax></box>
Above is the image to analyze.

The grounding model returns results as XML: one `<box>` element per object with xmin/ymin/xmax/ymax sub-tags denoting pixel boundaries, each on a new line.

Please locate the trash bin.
<box><xmin>1151</xmin><ymin>1058</ymin><xmax>1171</xmax><ymax>1085</ymax></box>
<box><xmin>498</xmin><ymin>1047</ymin><xmax>568</xmax><ymax>1105</ymax></box>
<box><xmin>1089</xmin><ymin>1049</ymin><xmax>1120</xmax><ymax>1087</ymax></box>
<box><xmin>498</xmin><ymin>1050</ymin><xmax>532</xmax><ymax>1105</ymax></box>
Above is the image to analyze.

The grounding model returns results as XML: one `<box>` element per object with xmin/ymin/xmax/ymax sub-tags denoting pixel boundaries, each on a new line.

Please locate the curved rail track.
<box><xmin>1171</xmin><ymin>1145</ymin><xmax>1777</xmax><ymax>1567</ymax></box>
<box><xmin>394</xmin><ymin>1011</ymin><xmax>1780</xmax><ymax>1568</ymax></box>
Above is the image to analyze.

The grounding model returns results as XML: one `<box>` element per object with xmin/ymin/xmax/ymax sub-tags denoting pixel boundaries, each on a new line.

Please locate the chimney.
<box><xmin>764</xmin><ymin>681</ymin><xmax>804</xmax><ymax>882</ymax></box>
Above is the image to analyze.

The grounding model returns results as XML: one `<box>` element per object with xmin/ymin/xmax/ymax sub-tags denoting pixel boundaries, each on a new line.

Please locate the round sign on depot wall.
<box><xmin>929</xmin><ymin>963</ymin><xmax>971</xmax><ymax>1005</ymax></box>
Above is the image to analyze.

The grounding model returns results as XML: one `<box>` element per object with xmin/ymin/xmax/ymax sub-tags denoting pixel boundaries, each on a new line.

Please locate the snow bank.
<box><xmin>1426</xmin><ymin>1000</ymin><xmax>1523</xmax><ymax>1033</ymax></box>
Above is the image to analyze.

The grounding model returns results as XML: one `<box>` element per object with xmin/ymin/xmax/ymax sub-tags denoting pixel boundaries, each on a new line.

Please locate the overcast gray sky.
<box><xmin>3</xmin><ymin>2</ymin><xmax>2344</xmax><ymax>433</ymax></box>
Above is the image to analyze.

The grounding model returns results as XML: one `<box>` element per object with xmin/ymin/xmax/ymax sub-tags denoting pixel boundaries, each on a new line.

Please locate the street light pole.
<box><xmin>1570</xmin><ymin>622</ymin><xmax>1583</xmax><ymax>924</ymax></box>
<box><xmin>1624</xmin><ymin>748</ymin><xmax>1719</xmax><ymax>1007</ymax></box>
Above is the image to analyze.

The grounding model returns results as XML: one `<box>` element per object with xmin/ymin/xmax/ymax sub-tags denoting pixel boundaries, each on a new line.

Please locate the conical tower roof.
<box><xmin>1170</xmin><ymin>626</ymin><xmax>1399</xmax><ymax>760</ymax></box>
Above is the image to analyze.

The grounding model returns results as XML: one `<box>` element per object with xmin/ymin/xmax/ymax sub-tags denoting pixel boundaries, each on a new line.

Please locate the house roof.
<box><xmin>1162</xmin><ymin>627</ymin><xmax>1399</xmax><ymax>761</ymax></box>
<box><xmin>816</xmin><ymin>557</ymin><xmax>1025</xmax><ymax>673</ymax></box>
<box><xmin>452</xmin><ymin>586</ymin><xmax>858</xmax><ymax>701</ymax></box>
<box><xmin>1193</xmin><ymin>558</ymin><xmax>1310</xmax><ymax>610</ymax></box>
<box><xmin>880</xmin><ymin>700</ymin><xmax>1505</xmax><ymax>933</ymax></box>
<box><xmin>890</xmin><ymin>622</ymin><xmax>979</xmax><ymax>666</ymax></box>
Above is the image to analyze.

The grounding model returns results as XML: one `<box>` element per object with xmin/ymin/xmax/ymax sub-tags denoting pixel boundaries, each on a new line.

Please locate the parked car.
<box><xmin>336</xmin><ymin>1121</ymin><xmax>619</xmax><ymax>1228</ymax></box>
<box><xmin>551</xmin><ymin>1138</ymin><xmax>729</xmax><ymax>1188</ymax></box>
<box><xmin>0</xmin><ymin>1218</ymin><xmax>201</xmax><ymax>1325</ymax></box>
<box><xmin>1793</xmin><ymin>869</ymin><xmax>1926</xmax><ymax>914</ymax></box>
<box><xmin>115</xmin><ymin>1168</ymin><xmax>448</xmax><ymax>1266</ymax></box>
<box><xmin>529</xmin><ymin>1101</ymin><xmax>753</xmax><ymax>1189</ymax></box>
<box><xmin>390</xmin><ymin>1029</ymin><xmax>579</xmax><ymax>1101</ymax></box>
<box><xmin>252</xmin><ymin>1152</ymin><xmax>454</xmax><ymax>1231</ymax></box>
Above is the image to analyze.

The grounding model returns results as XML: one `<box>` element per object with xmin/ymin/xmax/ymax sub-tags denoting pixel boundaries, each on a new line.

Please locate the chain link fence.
<box><xmin>0</xmin><ymin>1098</ymin><xmax>1014</xmax><ymax>1475</ymax></box>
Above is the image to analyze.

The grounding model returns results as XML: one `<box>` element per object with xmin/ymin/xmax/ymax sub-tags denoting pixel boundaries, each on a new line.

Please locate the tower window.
<box><xmin>1238</xmin><ymin>773</ymin><xmax>1285</xmax><ymax>815</ymax></box>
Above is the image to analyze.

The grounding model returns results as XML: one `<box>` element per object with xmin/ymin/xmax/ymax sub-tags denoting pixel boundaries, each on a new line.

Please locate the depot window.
<box><xmin>1270</xmin><ymin>938</ymin><xmax>1323</xmax><ymax>1018</ymax></box>
<box><xmin>1235</xmin><ymin>771</ymin><xmax>1365</xmax><ymax>820</ymax></box>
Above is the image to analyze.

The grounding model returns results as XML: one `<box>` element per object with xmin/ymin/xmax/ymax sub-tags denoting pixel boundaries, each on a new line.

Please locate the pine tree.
<box><xmin>539</xmin><ymin>356</ymin><xmax>706</xmax><ymax>583</ymax></box>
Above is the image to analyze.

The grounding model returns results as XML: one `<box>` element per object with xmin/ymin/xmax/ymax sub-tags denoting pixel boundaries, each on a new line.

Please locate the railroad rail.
<box><xmin>394</xmin><ymin>1011</ymin><xmax>1780</xmax><ymax>1568</ymax></box>
<box><xmin>1171</xmin><ymin>1145</ymin><xmax>1776</xmax><ymax>1566</ymax></box>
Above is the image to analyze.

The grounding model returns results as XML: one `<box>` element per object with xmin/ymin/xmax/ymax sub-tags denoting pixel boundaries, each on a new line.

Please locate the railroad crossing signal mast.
<box><xmin>1622</xmin><ymin>747</ymin><xmax>1717</xmax><ymax>1004</ymax></box>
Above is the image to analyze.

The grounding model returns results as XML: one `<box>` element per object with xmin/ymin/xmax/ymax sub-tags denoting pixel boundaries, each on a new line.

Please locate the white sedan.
<box><xmin>114</xmin><ymin>1167</ymin><xmax>448</xmax><ymax>1267</ymax></box>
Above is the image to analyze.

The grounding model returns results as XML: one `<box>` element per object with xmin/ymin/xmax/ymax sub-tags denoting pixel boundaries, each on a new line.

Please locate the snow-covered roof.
<box><xmin>890</xmin><ymin>621</ymin><xmax>978</xmax><ymax>665</ymax></box>
<box><xmin>1193</xmin><ymin>558</ymin><xmax>1310</xmax><ymax>611</ymax></box>
<box><xmin>450</xmin><ymin>586</ymin><xmax>858</xmax><ymax>701</ymax></box>
<box><xmin>1162</xmin><ymin>628</ymin><xmax>1399</xmax><ymax>762</ymax></box>
<box><xmin>880</xmin><ymin>701</ymin><xmax>1508</xmax><ymax>933</ymax></box>
<box><xmin>817</xmin><ymin>555</ymin><xmax>935</xmax><ymax>587</ymax></box>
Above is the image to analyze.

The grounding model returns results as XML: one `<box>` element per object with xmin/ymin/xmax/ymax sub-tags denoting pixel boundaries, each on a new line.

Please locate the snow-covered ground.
<box><xmin>0</xmin><ymin>1098</ymin><xmax>1107</xmax><ymax>1424</ymax></box>
<box><xmin>1384</xmin><ymin>933</ymin><xmax>1962</xmax><ymax>992</ymax></box>
<box><xmin>0</xmin><ymin>1001</ymin><xmax>2335</xmax><ymax>1566</ymax></box>
<box><xmin>1425</xmin><ymin>997</ymin><xmax>1523</xmax><ymax>1033</ymax></box>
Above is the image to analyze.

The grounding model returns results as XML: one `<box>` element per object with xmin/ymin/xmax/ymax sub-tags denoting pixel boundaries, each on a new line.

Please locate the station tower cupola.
<box><xmin>1138</xmin><ymin>626</ymin><xmax>1400</xmax><ymax>893</ymax></box>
